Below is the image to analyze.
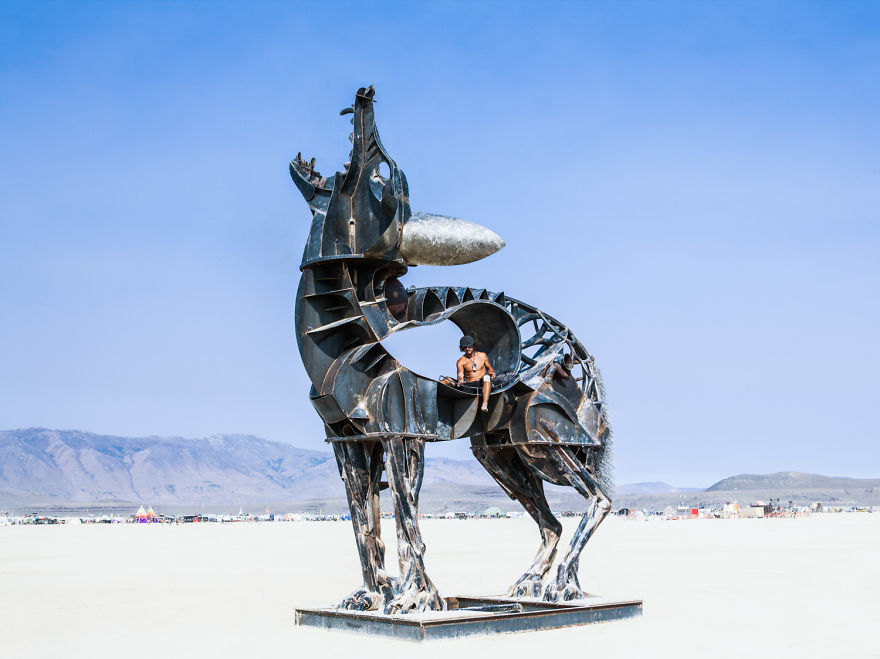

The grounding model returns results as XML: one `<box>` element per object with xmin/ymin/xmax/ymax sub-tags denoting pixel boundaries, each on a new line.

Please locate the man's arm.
<box><xmin>456</xmin><ymin>358</ymin><xmax>465</xmax><ymax>385</ymax></box>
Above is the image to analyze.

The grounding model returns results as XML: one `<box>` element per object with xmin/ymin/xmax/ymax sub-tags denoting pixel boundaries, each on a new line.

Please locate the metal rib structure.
<box><xmin>291</xmin><ymin>86</ymin><xmax>614</xmax><ymax>614</ymax></box>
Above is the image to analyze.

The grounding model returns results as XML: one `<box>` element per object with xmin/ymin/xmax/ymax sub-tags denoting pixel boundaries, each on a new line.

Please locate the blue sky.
<box><xmin>1</xmin><ymin>2</ymin><xmax>877</xmax><ymax>486</ymax></box>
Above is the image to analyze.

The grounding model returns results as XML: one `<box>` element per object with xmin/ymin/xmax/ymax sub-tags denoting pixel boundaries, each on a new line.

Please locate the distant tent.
<box><xmin>136</xmin><ymin>505</ymin><xmax>158</xmax><ymax>523</ymax></box>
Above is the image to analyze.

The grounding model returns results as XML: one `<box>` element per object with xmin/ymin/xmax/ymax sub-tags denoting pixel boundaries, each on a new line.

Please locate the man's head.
<box><xmin>459</xmin><ymin>335</ymin><xmax>476</xmax><ymax>355</ymax></box>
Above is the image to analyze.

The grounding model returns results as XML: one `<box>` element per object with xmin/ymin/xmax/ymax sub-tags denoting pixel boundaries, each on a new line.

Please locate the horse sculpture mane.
<box><xmin>291</xmin><ymin>85</ymin><xmax>613</xmax><ymax>613</ymax></box>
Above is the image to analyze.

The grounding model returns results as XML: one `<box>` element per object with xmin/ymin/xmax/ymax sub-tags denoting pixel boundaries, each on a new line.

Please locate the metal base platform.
<box><xmin>294</xmin><ymin>595</ymin><xmax>643</xmax><ymax>640</ymax></box>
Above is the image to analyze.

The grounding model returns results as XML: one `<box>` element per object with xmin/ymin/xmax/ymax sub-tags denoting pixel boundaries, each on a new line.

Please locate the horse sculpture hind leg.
<box><xmin>472</xmin><ymin>437</ymin><xmax>612</xmax><ymax>601</ymax></box>
<box><xmin>516</xmin><ymin>444</ymin><xmax>612</xmax><ymax>601</ymax></box>
<box><xmin>470</xmin><ymin>436</ymin><xmax>562</xmax><ymax>598</ymax></box>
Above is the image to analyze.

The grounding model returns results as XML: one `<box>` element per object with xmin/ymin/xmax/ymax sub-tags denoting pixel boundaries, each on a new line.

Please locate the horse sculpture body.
<box><xmin>291</xmin><ymin>86</ymin><xmax>613</xmax><ymax>614</ymax></box>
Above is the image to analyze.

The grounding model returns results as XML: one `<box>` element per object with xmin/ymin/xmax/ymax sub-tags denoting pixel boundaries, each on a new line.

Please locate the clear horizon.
<box><xmin>1</xmin><ymin>2</ymin><xmax>878</xmax><ymax>485</ymax></box>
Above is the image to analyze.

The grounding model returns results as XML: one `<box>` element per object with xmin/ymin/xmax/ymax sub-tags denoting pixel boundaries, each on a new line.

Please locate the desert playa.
<box><xmin>1</xmin><ymin>513</ymin><xmax>877</xmax><ymax>658</ymax></box>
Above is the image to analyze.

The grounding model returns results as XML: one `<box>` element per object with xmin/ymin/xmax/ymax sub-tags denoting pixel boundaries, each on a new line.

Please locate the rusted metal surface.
<box><xmin>291</xmin><ymin>86</ymin><xmax>614</xmax><ymax>615</ymax></box>
<box><xmin>294</xmin><ymin>596</ymin><xmax>642</xmax><ymax>640</ymax></box>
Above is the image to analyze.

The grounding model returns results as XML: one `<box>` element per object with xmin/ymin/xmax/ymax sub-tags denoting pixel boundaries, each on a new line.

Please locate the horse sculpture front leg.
<box><xmin>382</xmin><ymin>435</ymin><xmax>446</xmax><ymax>614</ymax></box>
<box><xmin>333</xmin><ymin>441</ymin><xmax>395</xmax><ymax>611</ymax></box>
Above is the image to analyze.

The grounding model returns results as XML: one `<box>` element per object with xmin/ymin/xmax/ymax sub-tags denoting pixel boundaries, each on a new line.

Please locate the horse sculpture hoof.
<box><xmin>383</xmin><ymin>586</ymin><xmax>446</xmax><ymax>615</ymax></box>
<box><xmin>508</xmin><ymin>574</ymin><xmax>545</xmax><ymax>599</ymax></box>
<box><xmin>339</xmin><ymin>589</ymin><xmax>384</xmax><ymax>611</ymax></box>
<box><xmin>543</xmin><ymin>582</ymin><xmax>589</xmax><ymax>603</ymax></box>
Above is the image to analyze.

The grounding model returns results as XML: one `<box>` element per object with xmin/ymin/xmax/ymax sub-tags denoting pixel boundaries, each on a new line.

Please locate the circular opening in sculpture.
<box><xmin>379</xmin><ymin>319</ymin><xmax>464</xmax><ymax>380</ymax></box>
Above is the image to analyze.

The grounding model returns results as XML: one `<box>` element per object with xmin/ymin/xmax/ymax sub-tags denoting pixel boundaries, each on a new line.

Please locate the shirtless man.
<box><xmin>456</xmin><ymin>336</ymin><xmax>495</xmax><ymax>412</ymax></box>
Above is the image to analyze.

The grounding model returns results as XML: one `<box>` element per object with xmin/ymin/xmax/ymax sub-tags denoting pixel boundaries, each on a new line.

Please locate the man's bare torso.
<box><xmin>457</xmin><ymin>351</ymin><xmax>493</xmax><ymax>384</ymax></box>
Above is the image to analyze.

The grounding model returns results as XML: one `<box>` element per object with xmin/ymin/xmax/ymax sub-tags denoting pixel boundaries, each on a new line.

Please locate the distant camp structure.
<box><xmin>477</xmin><ymin>506</ymin><xmax>507</xmax><ymax>518</ymax></box>
<box><xmin>135</xmin><ymin>505</ymin><xmax>159</xmax><ymax>523</ymax></box>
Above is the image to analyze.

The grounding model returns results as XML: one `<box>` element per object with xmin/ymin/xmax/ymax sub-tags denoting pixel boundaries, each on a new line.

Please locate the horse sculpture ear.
<box><xmin>289</xmin><ymin>154</ymin><xmax>315</xmax><ymax>201</ymax></box>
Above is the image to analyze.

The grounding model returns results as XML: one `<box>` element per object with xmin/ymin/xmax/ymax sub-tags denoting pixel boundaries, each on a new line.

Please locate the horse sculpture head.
<box><xmin>290</xmin><ymin>85</ymin><xmax>504</xmax><ymax>269</ymax></box>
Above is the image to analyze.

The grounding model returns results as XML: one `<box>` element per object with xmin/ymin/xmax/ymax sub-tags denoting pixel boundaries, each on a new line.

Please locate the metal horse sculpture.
<box><xmin>291</xmin><ymin>86</ymin><xmax>612</xmax><ymax>614</ymax></box>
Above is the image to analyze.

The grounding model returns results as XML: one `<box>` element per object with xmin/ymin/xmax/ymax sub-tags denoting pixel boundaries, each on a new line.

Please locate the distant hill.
<box><xmin>615</xmin><ymin>481</ymin><xmax>701</xmax><ymax>496</ymax></box>
<box><xmin>706</xmin><ymin>472</ymin><xmax>880</xmax><ymax>491</ymax></box>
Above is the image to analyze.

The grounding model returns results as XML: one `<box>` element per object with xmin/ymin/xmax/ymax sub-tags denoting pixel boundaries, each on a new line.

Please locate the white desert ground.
<box><xmin>1</xmin><ymin>514</ymin><xmax>878</xmax><ymax>658</ymax></box>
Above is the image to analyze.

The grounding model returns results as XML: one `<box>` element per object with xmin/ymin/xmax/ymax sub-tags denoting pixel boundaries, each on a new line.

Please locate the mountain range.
<box><xmin>2</xmin><ymin>428</ymin><xmax>877</xmax><ymax>513</ymax></box>
<box><xmin>0</xmin><ymin>428</ymin><xmax>495</xmax><ymax>508</ymax></box>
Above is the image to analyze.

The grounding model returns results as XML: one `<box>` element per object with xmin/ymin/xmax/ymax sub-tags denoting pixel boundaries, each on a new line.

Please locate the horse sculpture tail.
<box><xmin>591</xmin><ymin>368</ymin><xmax>614</xmax><ymax>501</ymax></box>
